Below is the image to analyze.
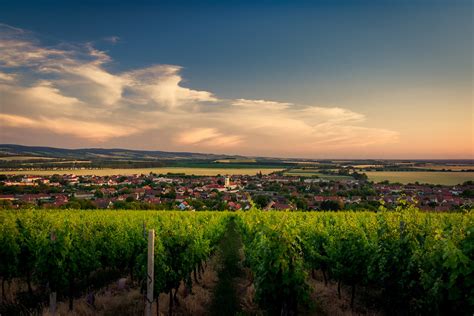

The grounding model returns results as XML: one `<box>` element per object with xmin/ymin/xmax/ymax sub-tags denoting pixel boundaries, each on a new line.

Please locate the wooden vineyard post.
<box><xmin>49</xmin><ymin>292</ymin><xmax>57</xmax><ymax>316</ymax></box>
<box><xmin>145</xmin><ymin>229</ymin><xmax>155</xmax><ymax>316</ymax></box>
<box><xmin>49</xmin><ymin>231</ymin><xmax>57</xmax><ymax>316</ymax></box>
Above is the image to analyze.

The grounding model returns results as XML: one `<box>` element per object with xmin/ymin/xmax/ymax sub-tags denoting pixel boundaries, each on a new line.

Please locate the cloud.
<box><xmin>177</xmin><ymin>128</ymin><xmax>242</xmax><ymax>147</ymax></box>
<box><xmin>0</xmin><ymin>113</ymin><xmax>36</xmax><ymax>127</ymax></box>
<box><xmin>0</xmin><ymin>114</ymin><xmax>134</xmax><ymax>142</ymax></box>
<box><xmin>0</xmin><ymin>23</ymin><xmax>399</xmax><ymax>157</ymax></box>
<box><xmin>41</xmin><ymin>117</ymin><xmax>138</xmax><ymax>141</ymax></box>
<box><xmin>0</xmin><ymin>71</ymin><xmax>16</xmax><ymax>82</ymax></box>
<box><xmin>0</xmin><ymin>113</ymin><xmax>136</xmax><ymax>141</ymax></box>
<box><xmin>103</xmin><ymin>36</ymin><xmax>120</xmax><ymax>44</ymax></box>
<box><xmin>233</xmin><ymin>99</ymin><xmax>292</xmax><ymax>110</ymax></box>
<box><xmin>23</xmin><ymin>81</ymin><xmax>81</xmax><ymax>106</ymax></box>
<box><xmin>125</xmin><ymin>65</ymin><xmax>218</xmax><ymax>108</ymax></box>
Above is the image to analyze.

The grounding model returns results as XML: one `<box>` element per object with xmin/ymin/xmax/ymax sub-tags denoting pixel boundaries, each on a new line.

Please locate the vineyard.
<box><xmin>0</xmin><ymin>211</ymin><xmax>230</xmax><ymax>315</ymax></box>
<box><xmin>1</xmin><ymin>208</ymin><xmax>473</xmax><ymax>315</ymax></box>
<box><xmin>238</xmin><ymin>207</ymin><xmax>473</xmax><ymax>315</ymax></box>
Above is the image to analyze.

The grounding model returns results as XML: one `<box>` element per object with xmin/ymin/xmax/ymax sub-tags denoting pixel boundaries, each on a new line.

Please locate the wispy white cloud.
<box><xmin>176</xmin><ymin>128</ymin><xmax>242</xmax><ymax>147</ymax></box>
<box><xmin>0</xmin><ymin>113</ymin><xmax>137</xmax><ymax>141</ymax></box>
<box><xmin>0</xmin><ymin>23</ymin><xmax>399</xmax><ymax>157</ymax></box>
<box><xmin>124</xmin><ymin>65</ymin><xmax>218</xmax><ymax>108</ymax></box>
<box><xmin>103</xmin><ymin>36</ymin><xmax>120</xmax><ymax>44</ymax></box>
<box><xmin>0</xmin><ymin>71</ymin><xmax>16</xmax><ymax>82</ymax></box>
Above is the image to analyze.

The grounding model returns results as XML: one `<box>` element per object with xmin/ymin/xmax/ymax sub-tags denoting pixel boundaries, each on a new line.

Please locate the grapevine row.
<box><xmin>237</xmin><ymin>208</ymin><xmax>473</xmax><ymax>315</ymax></box>
<box><xmin>0</xmin><ymin>210</ymin><xmax>229</xmax><ymax>313</ymax></box>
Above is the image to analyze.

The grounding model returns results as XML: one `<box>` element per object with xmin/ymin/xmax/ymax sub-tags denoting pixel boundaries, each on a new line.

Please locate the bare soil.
<box><xmin>302</xmin><ymin>270</ymin><xmax>384</xmax><ymax>316</ymax></box>
<box><xmin>35</xmin><ymin>256</ymin><xmax>219</xmax><ymax>316</ymax></box>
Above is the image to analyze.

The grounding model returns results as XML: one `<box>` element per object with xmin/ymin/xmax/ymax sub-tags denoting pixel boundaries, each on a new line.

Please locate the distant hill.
<box><xmin>0</xmin><ymin>144</ymin><xmax>244</xmax><ymax>161</ymax></box>
<box><xmin>0</xmin><ymin>144</ymin><xmax>300</xmax><ymax>169</ymax></box>
<box><xmin>2</xmin><ymin>144</ymin><xmax>469</xmax><ymax>169</ymax></box>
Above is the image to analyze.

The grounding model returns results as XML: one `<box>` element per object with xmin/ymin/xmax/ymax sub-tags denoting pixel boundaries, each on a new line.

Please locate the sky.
<box><xmin>0</xmin><ymin>0</ymin><xmax>472</xmax><ymax>159</ymax></box>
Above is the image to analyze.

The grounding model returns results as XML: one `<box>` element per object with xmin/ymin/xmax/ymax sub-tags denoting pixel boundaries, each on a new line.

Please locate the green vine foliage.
<box><xmin>1</xmin><ymin>207</ymin><xmax>472</xmax><ymax>315</ymax></box>
<box><xmin>0</xmin><ymin>210</ymin><xmax>229</xmax><ymax>311</ymax></box>
<box><xmin>237</xmin><ymin>206</ymin><xmax>473</xmax><ymax>315</ymax></box>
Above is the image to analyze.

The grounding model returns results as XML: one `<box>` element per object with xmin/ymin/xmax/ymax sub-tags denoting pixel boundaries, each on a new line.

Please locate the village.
<box><xmin>0</xmin><ymin>172</ymin><xmax>472</xmax><ymax>212</ymax></box>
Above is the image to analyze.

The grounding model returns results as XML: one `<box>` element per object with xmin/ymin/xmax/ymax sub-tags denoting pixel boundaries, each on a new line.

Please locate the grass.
<box><xmin>365</xmin><ymin>171</ymin><xmax>473</xmax><ymax>185</ymax></box>
<box><xmin>0</xmin><ymin>167</ymin><xmax>282</xmax><ymax>176</ymax></box>
<box><xmin>209</xmin><ymin>219</ymin><xmax>243</xmax><ymax>316</ymax></box>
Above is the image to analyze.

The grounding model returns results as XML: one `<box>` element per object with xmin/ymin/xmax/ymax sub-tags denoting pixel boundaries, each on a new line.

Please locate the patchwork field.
<box><xmin>283</xmin><ymin>169</ymin><xmax>352</xmax><ymax>180</ymax></box>
<box><xmin>0</xmin><ymin>167</ymin><xmax>282</xmax><ymax>176</ymax></box>
<box><xmin>366</xmin><ymin>171</ymin><xmax>473</xmax><ymax>185</ymax></box>
<box><xmin>413</xmin><ymin>164</ymin><xmax>474</xmax><ymax>171</ymax></box>
<box><xmin>214</xmin><ymin>158</ymin><xmax>257</xmax><ymax>163</ymax></box>
<box><xmin>352</xmin><ymin>164</ymin><xmax>384</xmax><ymax>169</ymax></box>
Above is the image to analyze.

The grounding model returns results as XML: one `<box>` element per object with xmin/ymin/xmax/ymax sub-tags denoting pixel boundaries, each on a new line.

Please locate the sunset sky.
<box><xmin>0</xmin><ymin>0</ymin><xmax>472</xmax><ymax>159</ymax></box>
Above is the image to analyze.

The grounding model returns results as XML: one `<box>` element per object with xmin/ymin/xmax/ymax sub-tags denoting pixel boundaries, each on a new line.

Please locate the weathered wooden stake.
<box><xmin>49</xmin><ymin>291</ymin><xmax>56</xmax><ymax>315</ymax></box>
<box><xmin>50</xmin><ymin>231</ymin><xmax>57</xmax><ymax>316</ymax></box>
<box><xmin>145</xmin><ymin>229</ymin><xmax>154</xmax><ymax>316</ymax></box>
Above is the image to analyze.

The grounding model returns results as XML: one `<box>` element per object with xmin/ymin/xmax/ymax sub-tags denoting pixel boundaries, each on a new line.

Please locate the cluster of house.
<box><xmin>372</xmin><ymin>183</ymin><xmax>472</xmax><ymax>211</ymax></box>
<box><xmin>0</xmin><ymin>173</ymin><xmax>472</xmax><ymax>211</ymax></box>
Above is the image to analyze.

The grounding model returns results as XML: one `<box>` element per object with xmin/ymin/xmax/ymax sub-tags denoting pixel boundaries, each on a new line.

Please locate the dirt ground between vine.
<box><xmin>39</xmin><ymin>256</ymin><xmax>219</xmax><ymax>316</ymax></box>
<box><xmin>303</xmin><ymin>270</ymin><xmax>384</xmax><ymax>316</ymax></box>
<box><xmin>6</xmin><ymin>240</ymin><xmax>384</xmax><ymax>316</ymax></box>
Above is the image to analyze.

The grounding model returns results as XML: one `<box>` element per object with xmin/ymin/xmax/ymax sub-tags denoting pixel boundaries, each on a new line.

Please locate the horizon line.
<box><xmin>1</xmin><ymin>143</ymin><xmax>473</xmax><ymax>161</ymax></box>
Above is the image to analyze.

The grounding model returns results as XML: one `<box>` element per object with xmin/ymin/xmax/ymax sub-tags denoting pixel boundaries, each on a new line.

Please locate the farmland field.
<box><xmin>0</xmin><ymin>167</ymin><xmax>282</xmax><ymax>176</ymax></box>
<box><xmin>214</xmin><ymin>158</ymin><xmax>257</xmax><ymax>163</ymax></box>
<box><xmin>284</xmin><ymin>169</ymin><xmax>352</xmax><ymax>180</ymax></box>
<box><xmin>366</xmin><ymin>171</ymin><xmax>473</xmax><ymax>185</ymax></box>
<box><xmin>352</xmin><ymin>164</ymin><xmax>384</xmax><ymax>169</ymax></box>
<box><xmin>413</xmin><ymin>164</ymin><xmax>474</xmax><ymax>171</ymax></box>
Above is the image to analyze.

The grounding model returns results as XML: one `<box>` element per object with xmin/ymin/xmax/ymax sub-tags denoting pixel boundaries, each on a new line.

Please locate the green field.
<box><xmin>366</xmin><ymin>171</ymin><xmax>473</xmax><ymax>185</ymax></box>
<box><xmin>284</xmin><ymin>169</ymin><xmax>352</xmax><ymax>180</ymax></box>
<box><xmin>214</xmin><ymin>158</ymin><xmax>257</xmax><ymax>163</ymax></box>
<box><xmin>413</xmin><ymin>164</ymin><xmax>474</xmax><ymax>171</ymax></box>
<box><xmin>0</xmin><ymin>167</ymin><xmax>282</xmax><ymax>176</ymax></box>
